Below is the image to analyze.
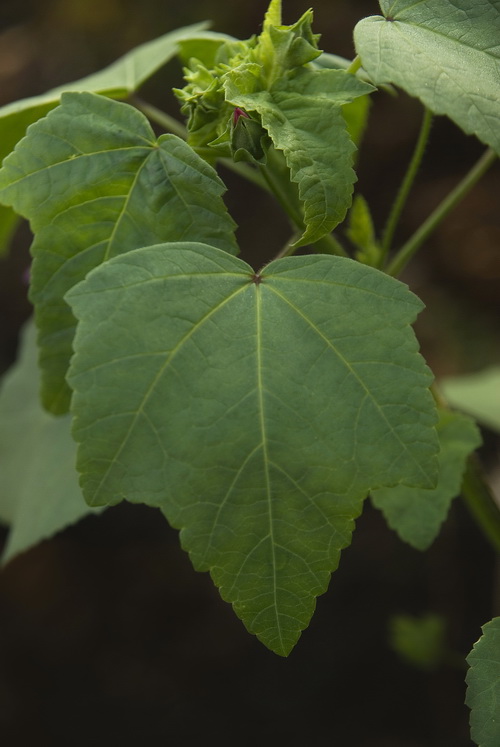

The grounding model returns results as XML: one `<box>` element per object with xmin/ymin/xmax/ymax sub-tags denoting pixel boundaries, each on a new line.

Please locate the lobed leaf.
<box><xmin>372</xmin><ymin>410</ymin><xmax>481</xmax><ymax>550</ymax></box>
<box><xmin>225</xmin><ymin>67</ymin><xmax>373</xmax><ymax>246</ymax></box>
<box><xmin>466</xmin><ymin>616</ymin><xmax>500</xmax><ymax>747</ymax></box>
<box><xmin>0</xmin><ymin>92</ymin><xmax>237</xmax><ymax>414</ymax></box>
<box><xmin>354</xmin><ymin>0</ymin><xmax>500</xmax><ymax>154</ymax></box>
<box><xmin>66</xmin><ymin>244</ymin><xmax>438</xmax><ymax>655</ymax></box>
<box><xmin>0</xmin><ymin>321</ymin><xmax>101</xmax><ymax>564</ymax></box>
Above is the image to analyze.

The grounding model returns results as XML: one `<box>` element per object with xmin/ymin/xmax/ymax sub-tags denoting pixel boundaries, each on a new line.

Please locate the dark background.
<box><xmin>0</xmin><ymin>1</ymin><xmax>499</xmax><ymax>745</ymax></box>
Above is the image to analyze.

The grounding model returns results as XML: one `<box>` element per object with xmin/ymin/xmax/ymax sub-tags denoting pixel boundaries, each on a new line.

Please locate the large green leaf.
<box><xmin>0</xmin><ymin>320</ymin><xmax>101</xmax><ymax>564</ymax></box>
<box><xmin>224</xmin><ymin>67</ymin><xmax>373</xmax><ymax>246</ymax></box>
<box><xmin>441</xmin><ymin>367</ymin><xmax>500</xmax><ymax>434</ymax></box>
<box><xmin>0</xmin><ymin>92</ymin><xmax>237</xmax><ymax>415</ymax></box>
<box><xmin>466</xmin><ymin>617</ymin><xmax>500</xmax><ymax>747</ymax></box>
<box><xmin>372</xmin><ymin>410</ymin><xmax>481</xmax><ymax>550</ymax></box>
<box><xmin>66</xmin><ymin>244</ymin><xmax>438</xmax><ymax>655</ymax></box>
<box><xmin>354</xmin><ymin>0</ymin><xmax>500</xmax><ymax>154</ymax></box>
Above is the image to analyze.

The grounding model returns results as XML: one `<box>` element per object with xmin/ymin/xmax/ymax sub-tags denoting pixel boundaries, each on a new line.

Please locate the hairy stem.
<box><xmin>381</xmin><ymin>107</ymin><xmax>433</xmax><ymax>262</ymax></box>
<box><xmin>387</xmin><ymin>148</ymin><xmax>497</xmax><ymax>277</ymax></box>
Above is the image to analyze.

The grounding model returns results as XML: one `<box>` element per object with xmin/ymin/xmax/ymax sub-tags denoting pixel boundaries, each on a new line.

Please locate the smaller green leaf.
<box><xmin>372</xmin><ymin>411</ymin><xmax>481</xmax><ymax>550</ymax></box>
<box><xmin>225</xmin><ymin>67</ymin><xmax>373</xmax><ymax>246</ymax></box>
<box><xmin>466</xmin><ymin>616</ymin><xmax>500</xmax><ymax>747</ymax></box>
<box><xmin>0</xmin><ymin>92</ymin><xmax>237</xmax><ymax>414</ymax></box>
<box><xmin>354</xmin><ymin>1</ymin><xmax>500</xmax><ymax>154</ymax></box>
<box><xmin>441</xmin><ymin>368</ymin><xmax>500</xmax><ymax>434</ymax></box>
<box><xmin>0</xmin><ymin>320</ymin><xmax>101</xmax><ymax>564</ymax></box>
<box><xmin>389</xmin><ymin>613</ymin><xmax>447</xmax><ymax>671</ymax></box>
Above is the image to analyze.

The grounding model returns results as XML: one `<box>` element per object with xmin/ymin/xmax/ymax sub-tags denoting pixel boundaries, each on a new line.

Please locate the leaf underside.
<box><xmin>466</xmin><ymin>617</ymin><xmax>500</xmax><ymax>747</ymax></box>
<box><xmin>66</xmin><ymin>244</ymin><xmax>438</xmax><ymax>655</ymax></box>
<box><xmin>372</xmin><ymin>410</ymin><xmax>481</xmax><ymax>550</ymax></box>
<box><xmin>354</xmin><ymin>0</ymin><xmax>500</xmax><ymax>154</ymax></box>
<box><xmin>0</xmin><ymin>92</ymin><xmax>237</xmax><ymax>414</ymax></box>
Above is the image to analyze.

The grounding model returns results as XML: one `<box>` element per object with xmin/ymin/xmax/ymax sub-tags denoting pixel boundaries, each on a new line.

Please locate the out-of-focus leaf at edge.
<box><xmin>66</xmin><ymin>244</ymin><xmax>438</xmax><ymax>655</ymax></box>
<box><xmin>372</xmin><ymin>411</ymin><xmax>481</xmax><ymax>550</ymax></box>
<box><xmin>0</xmin><ymin>23</ymin><xmax>210</xmax><ymax>165</ymax></box>
<box><xmin>342</xmin><ymin>94</ymin><xmax>371</xmax><ymax>151</ymax></box>
<box><xmin>466</xmin><ymin>616</ymin><xmax>500</xmax><ymax>747</ymax></box>
<box><xmin>440</xmin><ymin>368</ymin><xmax>500</xmax><ymax>434</ymax></box>
<box><xmin>176</xmin><ymin>31</ymin><xmax>237</xmax><ymax>67</ymax></box>
<box><xmin>0</xmin><ymin>92</ymin><xmax>237</xmax><ymax>415</ymax></box>
<box><xmin>225</xmin><ymin>67</ymin><xmax>373</xmax><ymax>246</ymax></box>
<box><xmin>389</xmin><ymin>613</ymin><xmax>447</xmax><ymax>672</ymax></box>
<box><xmin>0</xmin><ymin>320</ymin><xmax>101</xmax><ymax>565</ymax></box>
<box><xmin>354</xmin><ymin>0</ymin><xmax>500</xmax><ymax>155</ymax></box>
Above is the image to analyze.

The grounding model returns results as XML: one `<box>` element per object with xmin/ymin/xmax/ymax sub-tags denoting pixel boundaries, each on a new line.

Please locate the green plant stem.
<box><xmin>347</xmin><ymin>56</ymin><xmax>362</xmax><ymax>74</ymax></box>
<box><xmin>387</xmin><ymin>148</ymin><xmax>497</xmax><ymax>277</ymax></box>
<box><xmin>130</xmin><ymin>95</ymin><xmax>188</xmax><ymax>138</ymax></box>
<box><xmin>131</xmin><ymin>96</ymin><xmax>267</xmax><ymax>189</ymax></box>
<box><xmin>461</xmin><ymin>457</ymin><xmax>500</xmax><ymax>555</ymax></box>
<box><xmin>259</xmin><ymin>162</ymin><xmax>305</xmax><ymax>230</ymax></box>
<box><xmin>381</xmin><ymin>107</ymin><xmax>433</xmax><ymax>261</ymax></box>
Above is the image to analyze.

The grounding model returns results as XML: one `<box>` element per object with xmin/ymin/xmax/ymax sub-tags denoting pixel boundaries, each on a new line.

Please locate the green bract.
<box><xmin>175</xmin><ymin>0</ymin><xmax>372</xmax><ymax>243</ymax></box>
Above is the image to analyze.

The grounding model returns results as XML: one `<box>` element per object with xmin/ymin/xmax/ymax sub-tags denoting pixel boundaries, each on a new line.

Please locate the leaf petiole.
<box><xmin>387</xmin><ymin>148</ymin><xmax>498</xmax><ymax>277</ymax></box>
<box><xmin>381</xmin><ymin>106</ymin><xmax>433</xmax><ymax>262</ymax></box>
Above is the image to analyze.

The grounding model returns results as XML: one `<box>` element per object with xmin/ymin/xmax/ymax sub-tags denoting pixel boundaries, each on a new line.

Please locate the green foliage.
<box><xmin>0</xmin><ymin>93</ymin><xmax>236</xmax><ymax>414</ymax></box>
<box><xmin>65</xmin><ymin>244</ymin><xmax>438</xmax><ymax>654</ymax></box>
<box><xmin>175</xmin><ymin>3</ymin><xmax>372</xmax><ymax>242</ymax></box>
<box><xmin>372</xmin><ymin>411</ymin><xmax>481</xmax><ymax>550</ymax></box>
<box><xmin>0</xmin><ymin>23</ymin><xmax>215</xmax><ymax>256</ymax></box>
<box><xmin>441</xmin><ymin>368</ymin><xmax>500</xmax><ymax>434</ymax></box>
<box><xmin>466</xmin><ymin>617</ymin><xmax>500</xmax><ymax>747</ymax></box>
<box><xmin>0</xmin><ymin>321</ymin><xmax>99</xmax><ymax>564</ymax></box>
<box><xmin>0</xmin><ymin>7</ymin><xmax>498</xmax><ymax>734</ymax></box>
<box><xmin>224</xmin><ymin>68</ymin><xmax>372</xmax><ymax>245</ymax></box>
<box><xmin>354</xmin><ymin>0</ymin><xmax>500</xmax><ymax>155</ymax></box>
